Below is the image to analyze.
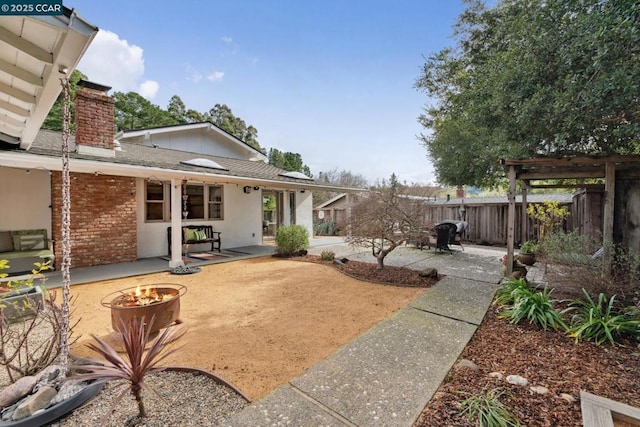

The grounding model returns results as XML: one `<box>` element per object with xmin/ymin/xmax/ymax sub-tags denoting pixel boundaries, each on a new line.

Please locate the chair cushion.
<box><xmin>194</xmin><ymin>230</ymin><xmax>208</xmax><ymax>240</ymax></box>
<box><xmin>0</xmin><ymin>231</ymin><xmax>13</xmax><ymax>253</ymax></box>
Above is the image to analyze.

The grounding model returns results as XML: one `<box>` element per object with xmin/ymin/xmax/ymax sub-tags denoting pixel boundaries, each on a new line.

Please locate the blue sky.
<box><xmin>64</xmin><ymin>1</ymin><xmax>469</xmax><ymax>185</ymax></box>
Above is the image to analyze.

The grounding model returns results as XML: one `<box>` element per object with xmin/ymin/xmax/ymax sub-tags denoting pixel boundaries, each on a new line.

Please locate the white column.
<box><xmin>169</xmin><ymin>178</ymin><xmax>184</xmax><ymax>268</ymax></box>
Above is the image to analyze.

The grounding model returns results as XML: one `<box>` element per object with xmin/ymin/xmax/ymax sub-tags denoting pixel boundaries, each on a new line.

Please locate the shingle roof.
<box><xmin>27</xmin><ymin>129</ymin><xmax>321</xmax><ymax>186</ymax></box>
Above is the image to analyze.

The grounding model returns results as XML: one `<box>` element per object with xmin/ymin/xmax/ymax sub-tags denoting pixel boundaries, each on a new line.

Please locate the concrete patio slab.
<box><xmin>410</xmin><ymin>276</ymin><xmax>500</xmax><ymax>325</ymax></box>
<box><xmin>288</xmin><ymin>308</ymin><xmax>477</xmax><ymax>426</ymax></box>
<box><xmin>226</xmin><ymin>386</ymin><xmax>351</xmax><ymax>427</ymax></box>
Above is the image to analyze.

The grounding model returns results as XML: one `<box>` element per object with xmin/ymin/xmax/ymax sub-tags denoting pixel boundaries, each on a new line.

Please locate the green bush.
<box><xmin>460</xmin><ymin>388</ymin><xmax>521</xmax><ymax>427</ymax></box>
<box><xmin>494</xmin><ymin>278</ymin><xmax>529</xmax><ymax>306</ymax></box>
<box><xmin>275</xmin><ymin>225</ymin><xmax>309</xmax><ymax>256</ymax></box>
<box><xmin>564</xmin><ymin>289</ymin><xmax>640</xmax><ymax>345</ymax></box>
<box><xmin>499</xmin><ymin>285</ymin><xmax>567</xmax><ymax>331</ymax></box>
<box><xmin>538</xmin><ymin>230</ymin><xmax>596</xmax><ymax>262</ymax></box>
<box><xmin>314</xmin><ymin>221</ymin><xmax>338</xmax><ymax>236</ymax></box>
<box><xmin>320</xmin><ymin>250</ymin><xmax>335</xmax><ymax>261</ymax></box>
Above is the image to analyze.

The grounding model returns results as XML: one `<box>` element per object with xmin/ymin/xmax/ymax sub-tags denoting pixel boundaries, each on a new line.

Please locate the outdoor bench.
<box><xmin>0</xmin><ymin>229</ymin><xmax>55</xmax><ymax>271</ymax></box>
<box><xmin>167</xmin><ymin>225</ymin><xmax>221</xmax><ymax>255</ymax></box>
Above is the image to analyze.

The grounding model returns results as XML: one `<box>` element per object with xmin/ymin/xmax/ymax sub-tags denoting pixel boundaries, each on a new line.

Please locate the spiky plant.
<box><xmin>71</xmin><ymin>316</ymin><xmax>180</xmax><ymax>419</ymax></box>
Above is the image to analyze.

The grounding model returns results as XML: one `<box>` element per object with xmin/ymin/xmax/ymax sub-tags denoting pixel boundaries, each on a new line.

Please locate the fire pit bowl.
<box><xmin>101</xmin><ymin>284</ymin><xmax>187</xmax><ymax>335</ymax></box>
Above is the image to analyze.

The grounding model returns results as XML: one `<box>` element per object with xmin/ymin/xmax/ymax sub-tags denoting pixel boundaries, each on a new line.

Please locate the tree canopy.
<box><xmin>415</xmin><ymin>0</ymin><xmax>640</xmax><ymax>187</ymax></box>
<box><xmin>43</xmin><ymin>74</ymin><xmax>271</xmax><ymax>156</ymax></box>
<box><xmin>268</xmin><ymin>148</ymin><xmax>312</xmax><ymax>177</ymax></box>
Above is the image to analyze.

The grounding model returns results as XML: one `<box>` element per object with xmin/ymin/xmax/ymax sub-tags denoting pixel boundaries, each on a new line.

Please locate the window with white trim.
<box><xmin>145</xmin><ymin>181</ymin><xmax>169</xmax><ymax>221</ymax></box>
<box><xmin>208</xmin><ymin>185</ymin><xmax>224</xmax><ymax>220</ymax></box>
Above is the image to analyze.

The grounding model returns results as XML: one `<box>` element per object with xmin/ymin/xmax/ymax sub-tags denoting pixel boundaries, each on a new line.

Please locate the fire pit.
<box><xmin>101</xmin><ymin>284</ymin><xmax>187</xmax><ymax>335</ymax></box>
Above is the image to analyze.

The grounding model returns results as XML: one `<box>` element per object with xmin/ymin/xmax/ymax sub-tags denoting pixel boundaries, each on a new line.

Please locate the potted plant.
<box><xmin>517</xmin><ymin>241</ymin><xmax>537</xmax><ymax>265</ymax></box>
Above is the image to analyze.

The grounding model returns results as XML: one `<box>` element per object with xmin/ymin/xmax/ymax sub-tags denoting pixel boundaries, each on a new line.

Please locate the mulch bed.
<box><xmin>297</xmin><ymin>254</ymin><xmax>439</xmax><ymax>287</ymax></box>
<box><xmin>415</xmin><ymin>309</ymin><xmax>640</xmax><ymax>426</ymax></box>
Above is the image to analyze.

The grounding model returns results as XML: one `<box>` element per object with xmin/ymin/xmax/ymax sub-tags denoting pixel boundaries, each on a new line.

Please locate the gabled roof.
<box><xmin>0</xmin><ymin>8</ymin><xmax>98</xmax><ymax>149</ymax></box>
<box><xmin>314</xmin><ymin>193</ymin><xmax>347</xmax><ymax>209</ymax></box>
<box><xmin>118</xmin><ymin>122</ymin><xmax>268</xmax><ymax>162</ymax></box>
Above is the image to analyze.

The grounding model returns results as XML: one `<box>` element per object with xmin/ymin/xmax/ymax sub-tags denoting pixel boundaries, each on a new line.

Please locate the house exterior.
<box><xmin>0</xmin><ymin>80</ymin><xmax>351</xmax><ymax>271</ymax></box>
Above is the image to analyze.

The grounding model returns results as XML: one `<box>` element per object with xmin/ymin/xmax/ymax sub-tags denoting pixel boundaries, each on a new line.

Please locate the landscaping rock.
<box><xmin>529</xmin><ymin>385</ymin><xmax>549</xmax><ymax>395</ymax></box>
<box><xmin>506</xmin><ymin>374</ymin><xmax>528</xmax><ymax>386</ymax></box>
<box><xmin>50</xmin><ymin>380</ymin><xmax>87</xmax><ymax>405</ymax></box>
<box><xmin>0</xmin><ymin>375</ymin><xmax>38</xmax><ymax>408</ymax></box>
<box><xmin>418</xmin><ymin>268</ymin><xmax>438</xmax><ymax>279</ymax></box>
<box><xmin>454</xmin><ymin>359</ymin><xmax>479</xmax><ymax>371</ymax></box>
<box><xmin>488</xmin><ymin>371</ymin><xmax>503</xmax><ymax>380</ymax></box>
<box><xmin>560</xmin><ymin>393</ymin><xmax>576</xmax><ymax>403</ymax></box>
<box><xmin>12</xmin><ymin>385</ymin><xmax>57</xmax><ymax>420</ymax></box>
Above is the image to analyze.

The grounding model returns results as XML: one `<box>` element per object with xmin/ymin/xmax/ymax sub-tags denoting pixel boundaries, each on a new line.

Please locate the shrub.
<box><xmin>72</xmin><ymin>315</ymin><xmax>180</xmax><ymax>420</ymax></box>
<box><xmin>460</xmin><ymin>388</ymin><xmax>521</xmax><ymax>427</ymax></box>
<box><xmin>275</xmin><ymin>225</ymin><xmax>309</xmax><ymax>256</ymax></box>
<box><xmin>320</xmin><ymin>250</ymin><xmax>335</xmax><ymax>261</ymax></box>
<box><xmin>518</xmin><ymin>241</ymin><xmax>537</xmax><ymax>254</ymax></box>
<box><xmin>494</xmin><ymin>278</ymin><xmax>529</xmax><ymax>306</ymax></box>
<box><xmin>564</xmin><ymin>289</ymin><xmax>640</xmax><ymax>345</ymax></box>
<box><xmin>314</xmin><ymin>221</ymin><xmax>338</xmax><ymax>236</ymax></box>
<box><xmin>499</xmin><ymin>286</ymin><xmax>567</xmax><ymax>331</ymax></box>
<box><xmin>0</xmin><ymin>260</ymin><xmax>63</xmax><ymax>382</ymax></box>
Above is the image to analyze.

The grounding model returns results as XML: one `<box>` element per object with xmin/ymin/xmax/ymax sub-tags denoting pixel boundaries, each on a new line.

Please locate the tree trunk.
<box><xmin>376</xmin><ymin>256</ymin><xmax>385</xmax><ymax>270</ymax></box>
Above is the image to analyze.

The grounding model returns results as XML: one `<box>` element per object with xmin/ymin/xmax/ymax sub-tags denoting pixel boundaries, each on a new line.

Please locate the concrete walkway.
<box><xmin>225</xmin><ymin>239</ymin><xmax>538</xmax><ymax>427</ymax></box>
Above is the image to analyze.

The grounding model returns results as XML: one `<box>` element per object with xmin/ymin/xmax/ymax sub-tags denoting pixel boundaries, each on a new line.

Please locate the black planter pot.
<box><xmin>0</xmin><ymin>381</ymin><xmax>104</xmax><ymax>426</ymax></box>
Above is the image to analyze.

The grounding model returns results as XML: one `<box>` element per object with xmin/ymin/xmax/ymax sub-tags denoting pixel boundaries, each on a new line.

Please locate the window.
<box><xmin>208</xmin><ymin>185</ymin><xmax>224</xmax><ymax>219</ymax></box>
<box><xmin>146</xmin><ymin>181</ymin><xmax>168</xmax><ymax>221</ymax></box>
<box><xmin>184</xmin><ymin>185</ymin><xmax>204</xmax><ymax>219</ymax></box>
<box><xmin>146</xmin><ymin>182</ymin><xmax>223</xmax><ymax>221</ymax></box>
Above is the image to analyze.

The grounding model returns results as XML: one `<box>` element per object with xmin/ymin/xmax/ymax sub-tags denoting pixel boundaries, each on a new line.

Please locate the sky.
<box><xmin>64</xmin><ymin>1</ymin><xmax>469</xmax><ymax>185</ymax></box>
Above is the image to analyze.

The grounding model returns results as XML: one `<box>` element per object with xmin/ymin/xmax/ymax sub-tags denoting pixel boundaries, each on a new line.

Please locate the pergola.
<box><xmin>500</xmin><ymin>155</ymin><xmax>640</xmax><ymax>276</ymax></box>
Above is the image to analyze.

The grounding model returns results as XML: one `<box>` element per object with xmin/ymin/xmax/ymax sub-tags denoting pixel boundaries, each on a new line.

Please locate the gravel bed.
<box><xmin>50</xmin><ymin>369</ymin><xmax>249</xmax><ymax>426</ymax></box>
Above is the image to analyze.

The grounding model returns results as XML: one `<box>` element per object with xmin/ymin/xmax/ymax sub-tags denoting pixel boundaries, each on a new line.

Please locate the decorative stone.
<box><xmin>50</xmin><ymin>380</ymin><xmax>88</xmax><ymax>406</ymax></box>
<box><xmin>506</xmin><ymin>374</ymin><xmax>528</xmax><ymax>386</ymax></box>
<box><xmin>0</xmin><ymin>375</ymin><xmax>38</xmax><ymax>408</ymax></box>
<box><xmin>529</xmin><ymin>385</ymin><xmax>549</xmax><ymax>395</ymax></box>
<box><xmin>418</xmin><ymin>268</ymin><xmax>438</xmax><ymax>279</ymax></box>
<box><xmin>455</xmin><ymin>359</ymin><xmax>479</xmax><ymax>371</ymax></box>
<box><xmin>489</xmin><ymin>371</ymin><xmax>504</xmax><ymax>380</ymax></box>
<box><xmin>560</xmin><ymin>393</ymin><xmax>576</xmax><ymax>403</ymax></box>
<box><xmin>12</xmin><ymin>385</ymin><xmax>57</xmax><ymax>420</ymax></box>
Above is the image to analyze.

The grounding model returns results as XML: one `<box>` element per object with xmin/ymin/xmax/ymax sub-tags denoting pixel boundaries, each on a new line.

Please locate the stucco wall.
<box><xmin>0</xmin><ymin>167</ymin><xmax>51</xmax><ymax>234</ymax></box>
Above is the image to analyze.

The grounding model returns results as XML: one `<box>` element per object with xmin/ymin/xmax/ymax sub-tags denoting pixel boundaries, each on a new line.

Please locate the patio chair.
<box><xmin>434</xmin><ymin>223</ymin><xmax>457</xmax><ymax>253</ymax></box>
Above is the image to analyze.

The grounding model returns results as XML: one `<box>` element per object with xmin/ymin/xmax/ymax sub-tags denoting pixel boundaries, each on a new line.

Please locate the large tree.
<box><xmin>268</xmin><ymin>148</ymin><xmax>312</xmax><ymax>177</ymax></box>
<box><xmin>416</xmin><ymin>0</ymin><xmax>640</xmax><ymax>187</ymax></box>
<box><xmin>42</xmin><ymin>69</ymin><xmax>87</xmax><ymax>131</ymax></box>
<box><xmin>206</xmin><ymin>103</ymin><xmax>265</xmax><ymax>153</ymax></box>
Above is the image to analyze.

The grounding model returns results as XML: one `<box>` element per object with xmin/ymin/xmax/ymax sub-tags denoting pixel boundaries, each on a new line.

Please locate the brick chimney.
<box><xmin>74</xmin><ymin>79</ymin><xmax>116</xmax><ymax>157</ymax></box>
<box><xmin>456</xmin><ymin>186</ymin><xmax>466</xmax><ymax>198</ymax></box>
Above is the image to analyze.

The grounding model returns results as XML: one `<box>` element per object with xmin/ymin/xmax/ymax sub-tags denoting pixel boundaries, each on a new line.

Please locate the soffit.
<box><xmin>0</xmin><ymin>8</ymin><xmax>97</xmax><ymax>149</ymax></box>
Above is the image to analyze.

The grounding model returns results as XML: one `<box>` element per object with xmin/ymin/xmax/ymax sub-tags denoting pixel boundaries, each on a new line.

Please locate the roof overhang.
<box><xmin>0</xmin><ymin>150</ymin><xmax>364</xmax><ymax>192</ymax></box>
<box><xmin>0</xmin><ymin>8</ymin><xmax>98</xmax><ymax>149</ymax></box>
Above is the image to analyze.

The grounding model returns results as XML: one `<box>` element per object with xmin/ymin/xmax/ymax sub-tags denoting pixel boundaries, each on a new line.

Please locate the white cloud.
<box><xmin>206</xmin><ymin>71</ymin><xmax>224</xmax><ymax>82</ymax></box>
<box><xmin>185</xmin><ymin>65</ymin><xmax>202</xmax><ymax>83</ymax></box>
<box><xmin>221</xmin><ymin>36</ymin><xmax>233</xmax><ymax>44</ymax></box>
<box><xmin>138</xmin><ymin>80</ymin><xmax>159</xmax><ymax>99</ymax></box>
<box><xmin>77</xmin><ymin>30</ymin><xmax>159</xmax><ymax>99</ymax></box>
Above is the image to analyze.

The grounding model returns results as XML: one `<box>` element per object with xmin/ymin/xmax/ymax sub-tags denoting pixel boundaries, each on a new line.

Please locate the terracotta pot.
<box><xmin>517</xmin><ymin>253</ymin><xmax>536</xmax><ymax>266</ymax></box>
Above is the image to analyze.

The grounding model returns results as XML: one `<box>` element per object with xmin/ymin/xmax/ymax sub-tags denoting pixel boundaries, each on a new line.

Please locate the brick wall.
<box><xmin>51</xmin><ymin>173</ymin><xmax>137</xmax><ymax>268</ymax></box>
<box><xmin>75</xmin><ymin>86</ymin><xmax>115</xmax><ymax>150</ymax></box>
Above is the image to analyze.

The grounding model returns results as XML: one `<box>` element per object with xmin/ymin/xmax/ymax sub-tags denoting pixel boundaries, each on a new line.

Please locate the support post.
<box><xmin>602</xmin><ymin>162</ymin><xmax>615</xmax><ymax>276</ymax></box>
<box><xmin>506</xmin><ymin>166</ymin><xmax>517</xmax><ymax>277</ymax></box>
<box><xmin>169</xmin><ymin>178</ymin><xmax>184</xmax><ymax>268</ymax></box>
<box><xmin>521</xmin><ymin>181</ymin><xmax>529</xmax><ymax>244</ymax></box>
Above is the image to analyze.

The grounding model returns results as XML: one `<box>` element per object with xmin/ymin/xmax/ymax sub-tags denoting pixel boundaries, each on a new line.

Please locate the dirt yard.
<box><xmin>67</xmin><ymin>257</ymin><xmax>425</xmax><ymax>401</ymax></box>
